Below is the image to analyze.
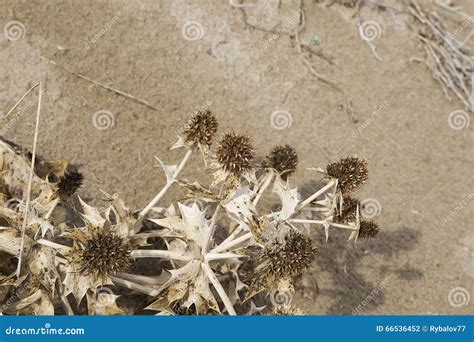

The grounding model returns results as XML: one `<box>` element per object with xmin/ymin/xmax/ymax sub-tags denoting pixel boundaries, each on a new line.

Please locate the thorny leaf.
<box><xmin>154</xmin><ymin>156</ymin><xmax>177</xmax><ymax>185</ymax></box>
<box><xmin>78</xmin><ymin>197</ymin><xmax>106</xmax><ymax>228</ymax></box>
<box><xmin>223</xmin><ymin>186</ymin><xmax>256</xmax><ymax>225</ymax></box>
<box><xmin>272</xmin><ymin>176</ymin><xmax>300</xmax><ymax>221</ymax></box>
<box><xmin>28</xmin><ymin>246</ymin><xmax>59</xmax><ymax>294</ymax></box>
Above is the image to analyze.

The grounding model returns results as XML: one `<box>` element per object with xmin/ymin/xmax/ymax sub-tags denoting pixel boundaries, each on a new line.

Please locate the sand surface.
<box><xmin>0</xmin><ymin>0</ymin><xmax>472</xmax><ymax>314</ymax></box>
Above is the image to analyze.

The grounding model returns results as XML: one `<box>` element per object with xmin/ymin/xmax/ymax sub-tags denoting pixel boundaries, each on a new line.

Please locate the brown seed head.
<box><xmin>183</xmin><ymin>110</ymin><xmax>218</xmax><ymax>146</ymax></box>
<box><xmin>334</xmin><ymin>196</ymin><xmax>360</xmax><ymax>223</ymax></box>
<box><xmin>326</xmin><ymin>157</ymin><xmax>368</xmax><ymax>194</ymax></box>
<box><xmin>259</xmin><ymin>228</ymin><xmax>316</xmax><ymax>281</ymax></box>
<box><xmin>359</xmin><ymin>220</ymin><xmax>380</xmax><ymax>239</ymax></box>
<box><xmin>58</xmin><ymin>165</ymin><xmax>84</xmax><ymax>198</ymax></box>
<box><xmin>216</xmin><ymin>132</ymin><xmax>255</xmax><ymax>177</ymax></box>
<box><xmin>263</xmin><ymin>144</ymin><xmax>298</xmax><ymax>180</ymax></box>
<box><xmin>70</xmin><ymin>227</ymin><xmax>131</xmax><ymax>280</ymax></box>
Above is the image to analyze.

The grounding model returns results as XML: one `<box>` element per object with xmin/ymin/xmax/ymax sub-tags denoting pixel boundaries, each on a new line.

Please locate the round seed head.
<box><xmin>263</xmin><ymin>144</ymin><xmax>298</xmax><ymax>180</ymax></box>
<box><xmin>326</xmin><ymin>157</ymin><xmax>368</xmax><ymax>194</ymax></box>
<box><xmin>259</xmin><ymin>229</ymin><xmax>316</xmax><ymax>281</ymax></box>
<box><xmin>216</xmin><ymin>132</ymin><xmax>255</xmax><ymax>177</ymax></box>
<box><xmin>182</xmin><ymin>110</ymin><xmax>218</xmax><ymax>146</ymax></box>
<box><xmin>58</xmin><ymin>165</ymin><xmax>84</xmax><ymax>198</ymax></box>
<box><xmin>334</xmin><ymin>196</ymin><xmax>359</xmax><ymax>223</ymax></box>
<box><xmin>70</xmin><ymin>227</ymin><xmax>131</xmax><ymax>280</ymax></box>
<box><xmin>265</xmin><ymin>306</ymin><xmax>304</xmax><ymax>315</ymax></box>
<box><xmin>359</xmin><ymin>220</ymin><xmax>380</xmax><ymax>239</ymax></box>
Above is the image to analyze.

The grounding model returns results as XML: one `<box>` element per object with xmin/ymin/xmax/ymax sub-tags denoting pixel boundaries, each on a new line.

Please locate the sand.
<box><xmin>0</xmin><ymin>0</ymin><xmax>472</xmax><ymax>315</ymax></box>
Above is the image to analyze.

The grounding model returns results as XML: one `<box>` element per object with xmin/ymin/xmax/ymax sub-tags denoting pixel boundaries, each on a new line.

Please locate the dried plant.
<box><xmin>1</xmin><ymin>89</ymin><xmax>381</xmax><ymax>315</ymax></box>
<box><xmin>409</xmin><ymin>0</ymin><xmax>473</xmax><ymax>111</ymax></box>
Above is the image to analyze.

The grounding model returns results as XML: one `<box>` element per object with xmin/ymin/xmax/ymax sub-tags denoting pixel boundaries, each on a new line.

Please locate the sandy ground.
<box><xmin>0</xmin><ymin>0</ymin><xmax>472</xmax><ymax>315</ymax></box>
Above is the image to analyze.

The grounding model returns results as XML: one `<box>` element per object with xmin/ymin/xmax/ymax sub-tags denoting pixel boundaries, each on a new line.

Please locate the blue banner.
<box><xmin>0</xmin><ymin>316</ymin><xmax>472</xmax><ymax>342</ymax></box>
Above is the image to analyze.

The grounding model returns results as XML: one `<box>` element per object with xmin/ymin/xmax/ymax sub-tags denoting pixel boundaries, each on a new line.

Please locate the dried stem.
<box><xmin>17</xmin><ymin>83</ymin><xmax>42</xmax><ymax>279</ymax></box>
<box><xmin>201</xmin><ymin>262</ymin><xmax>236</xmax><ymax>315</ymax></box>
<box><xmin>130</xmin><ymin>249</ymin><xmax>193</xmax><ymax>261</ymax></box>
<box><xmin>139</xmin><ymin>148</ymin><xmax>193</xmax><ymax>218</ymax></box>
<box><xmin>1</xmin><ymin>83</ymin><xmax>39</xmax><ymax>122</ymax></box>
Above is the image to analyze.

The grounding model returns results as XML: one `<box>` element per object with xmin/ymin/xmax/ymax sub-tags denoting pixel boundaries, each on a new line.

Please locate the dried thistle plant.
<box><xmin>1</xmin><ymin>92</ymin><xmax>382</xmax><ymax>315</ymax></box>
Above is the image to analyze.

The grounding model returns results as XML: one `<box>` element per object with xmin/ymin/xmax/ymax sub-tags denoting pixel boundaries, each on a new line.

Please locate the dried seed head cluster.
<box><xmin>69</xmin><ymin>227</ymin><xmax>131</xmax><ymax>280</ymax></box>
<box><xmin>182</xmin><ymin>110</ymin><xmax>218</xmax><ymax>146</ymax></box>
<box><xmin>327</xmin><ymin>157</ymin><xmax>368</xmax><ymax>194</ymax></box>
<box><xmin>58</xmin><ymin>166</ymin><xmax>84</xmax><ymax>198</ymax></box>
<box><xmin>251</xmin><ymin>227</ymin><xmax>316</xmax><ymax>293</ymax></box>
<box><xmin>263</xmin><ymin>144</ymin><xmax>298</xmax><ymax>180</ymax></box>
<box><xmin>334</xmin><ymin>196</ymin><xmax>359</xmax><ymax>223</ymax></box>
<box><xmin>216</xmin><ymin>132</ymin><xmax>255</xmax><ymax>176</ymax></box>
<box><xmin>0</xmin><ymin>108</ymin><xmax>382</xmax><ymax>316</ymax></box>
<box><xmin>358</xmin><ymin>220</ymin><xmax>380</xmax><ymax>239</ymax></box>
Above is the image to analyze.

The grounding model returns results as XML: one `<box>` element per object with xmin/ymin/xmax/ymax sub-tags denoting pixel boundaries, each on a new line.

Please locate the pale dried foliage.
<box><xmin>1</xmin><ymin>99</ymin><xmax>380</xmax><ymax>315</ymax></box>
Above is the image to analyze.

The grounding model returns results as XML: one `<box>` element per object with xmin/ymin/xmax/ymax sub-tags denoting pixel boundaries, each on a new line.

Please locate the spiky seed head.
<box><xmin>265</xmin><ymin>229</ymin><xmax>316</xmax><ymax>278</ymax></box>
<box><xmin>58</xmin><ymin>165</ymin><xmax>84</xmax><ymax>198</ymax></box>
<box><xmin>216</xmin><ymin>132</ymin><xmax>255</xmax><ymax>177</ymax></box>
<box><xmin>182</xmin><ymin>110</ymin><xmax>218</xmax><ymax>146</ymax></box>
<box><xmin>253</xmin><ymin>229</ymin><xmax>316</xmax><ymax>290</ymax></box>
<box><xmin>334</xmin><ymin>196</ymin><xmax>359</xmax><ymax>223</ymax></box>
<box><xmin>326</xmin><ymin>157</ymin><xmax>368</xmax><ymax>194</ymax></box>
<box><xmin>359</xmin><ymin>220</ymin><xmax>380</xmax><ymax>239</ymax></box>
<box><xmin>265</xmin><ymin>305</ymin><xmax>304</xmax><ymax>315</ymax></box>
<box><xmin>263</xmin><ymin>144</ymin><xmax>298</xmax><ymax>180</ymax></box>
<box><xmin>69</xmin><ymin>227</ymin><xmax>131</xmax><ymax>280</ymax></box>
